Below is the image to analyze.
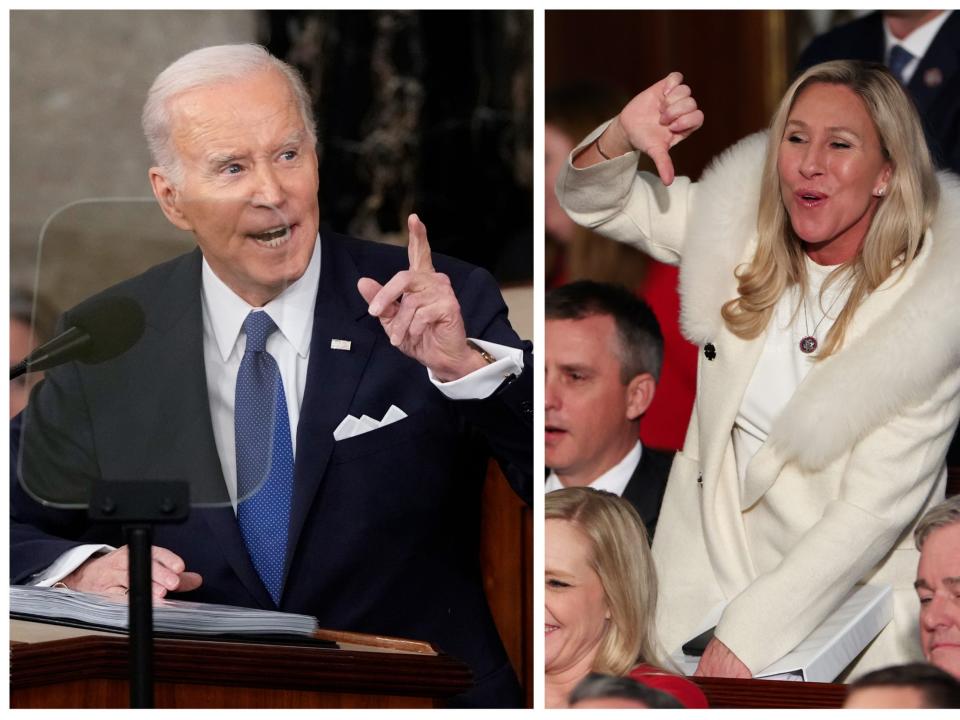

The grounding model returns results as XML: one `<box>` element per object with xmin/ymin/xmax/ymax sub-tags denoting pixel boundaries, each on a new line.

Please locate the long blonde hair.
<box><xmin>545</xmin><ymin>487</ymin><xmax>662</xmax><ymax>675</ymax></box>
<box><xmin>721</xmin><ymin>60</ymin><xmax>939</xmax><ymax>358</ymax></box>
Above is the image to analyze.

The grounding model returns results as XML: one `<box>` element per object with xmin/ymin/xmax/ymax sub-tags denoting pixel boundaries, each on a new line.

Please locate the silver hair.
<box><xmin>915</xmin><ymin>495</ymin><xmax>960</xmax><ymax>550</ymax></box>
<box><xmin>142</xmin><ymin>44</ymin><xmax>317</xmax><ymax>185</ymax></box>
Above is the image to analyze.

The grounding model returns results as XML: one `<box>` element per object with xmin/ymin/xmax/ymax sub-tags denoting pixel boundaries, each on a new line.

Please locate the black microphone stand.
<box><xmin>88</xmin><ymin>480</ymin><xmax>190</xmax><ymax>709</ymax></box>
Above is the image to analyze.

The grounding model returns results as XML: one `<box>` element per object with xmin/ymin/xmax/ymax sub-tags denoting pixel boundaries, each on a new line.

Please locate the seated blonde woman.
<box><xmin>545</xmin><ymin>486</ymin><xmax>707</xmax><ymax>708</ymax></box>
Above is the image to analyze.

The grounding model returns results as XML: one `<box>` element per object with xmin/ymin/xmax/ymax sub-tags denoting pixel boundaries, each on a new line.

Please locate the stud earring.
<box><xmin>875</xmin><ymin>187</ymin><xmax>886</xmax><ymax>197</ymax></box>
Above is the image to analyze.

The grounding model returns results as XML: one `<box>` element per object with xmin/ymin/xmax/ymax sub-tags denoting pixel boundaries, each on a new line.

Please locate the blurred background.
<box><xmin>546</xmin><ymin>10</ymin><xmax>870</xmax><ymax>184</ymax></box>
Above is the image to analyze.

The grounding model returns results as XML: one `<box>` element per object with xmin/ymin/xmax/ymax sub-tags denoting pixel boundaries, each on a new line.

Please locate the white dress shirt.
<box><xmin>884</xmin><ymin>10</ymin><xmax>953</xmax><ymax>84</ymax></box>
<box><xmin>30</xmin><ymin>233</ymin><xmax>524</xmax><ymax>585</ymax></box>
<box><xmin>545</xmin><ymin>440</ymin><xmax>643</xmax><ymax>497</ymax></box>
<box><xmin>201</xmin><ymin>236</ymin><xmax>320</xmax><ymax>508</ymax></box>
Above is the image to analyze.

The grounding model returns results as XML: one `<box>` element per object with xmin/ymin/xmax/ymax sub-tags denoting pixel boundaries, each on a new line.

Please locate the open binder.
<box><xmin>670</xmin><ymin>584</ymin><xmax>894</xmax><ymax>682</ymax></box>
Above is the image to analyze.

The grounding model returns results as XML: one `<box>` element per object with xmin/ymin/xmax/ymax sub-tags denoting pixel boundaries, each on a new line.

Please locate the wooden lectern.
<box><xmin>10</xmin><ymin>620</ymin><xmax>472</xmax><ymax>708</ymax></box>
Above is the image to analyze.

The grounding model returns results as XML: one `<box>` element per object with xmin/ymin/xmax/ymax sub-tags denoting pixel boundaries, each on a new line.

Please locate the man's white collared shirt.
<box><xmin>545</xmin><ymin>440</ymin><xmax>642</xmax><ymax>497</ymax></box>
<box><xmin>202</xmin><ymin>235</ymin><xmax>321</xmax><ymax>508</ymax></box>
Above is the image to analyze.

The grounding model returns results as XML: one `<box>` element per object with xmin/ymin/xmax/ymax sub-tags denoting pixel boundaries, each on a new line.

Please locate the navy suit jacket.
<box><xmin>796</xmin><ymin>10</ymin><xmax>960</xmax><ymax>175</ymax></box>
<box><xmin>11</xmin><ymin>230</ymin><xmax>533</xmax><ymax>707</ymax></box>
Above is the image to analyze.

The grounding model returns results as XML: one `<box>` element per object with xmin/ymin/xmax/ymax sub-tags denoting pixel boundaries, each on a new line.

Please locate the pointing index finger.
<box><xmin>407</xmin><ymin>213</ymin><xmax>434</xmax><ymax>272</ymax></box>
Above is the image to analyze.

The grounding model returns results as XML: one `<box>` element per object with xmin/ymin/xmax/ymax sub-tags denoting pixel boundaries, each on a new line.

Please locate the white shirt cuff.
<box><xmin>429</xmin><ymin>339</ymin><xmax>524</xmax><ymax>400</ymax></box>
<box><xmin>28</xmin><ymin>544</ymin><xmax>115</xmax><ymax>586</ymax></box>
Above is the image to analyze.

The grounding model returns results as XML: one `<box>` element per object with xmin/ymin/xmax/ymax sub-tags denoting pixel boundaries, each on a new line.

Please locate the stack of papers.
<box><xmin>11</xmin><ymin>585</ymin><xmax>318</xmax><ymax>637</ymax></box>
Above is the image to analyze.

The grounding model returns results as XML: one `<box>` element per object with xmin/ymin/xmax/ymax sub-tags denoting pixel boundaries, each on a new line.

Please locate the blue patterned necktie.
<box><xmin>235</xmin><ymin>311</ymin><xmax>294</xmax><ymax>605</ymax></box>
<box><xmin>888</xmin><ymin>45</ymin><xmax>914</xmax><ymax>85</ymax></box>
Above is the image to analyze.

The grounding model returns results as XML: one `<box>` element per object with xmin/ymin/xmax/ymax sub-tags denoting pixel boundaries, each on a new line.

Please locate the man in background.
<box><xmin>914</xmin><ymin>495</ymin><xmax>960</xmax><ymax>682</ymax></box>
<box><xmin>545</xmin><ymin>280</ymin><xmax>670</xmax><ymax>540</ymax></box>
<box><xmin>843</xmin><ymin>663</ymin><xmax>960</xmax><ymax>708</ymax></box>
<box><xmin>568</xmin><ymin>674</ymin><xmax>683</xmax><ymax>709</ymax></box>
<box><xmin>9</xmin><ymin>288</ymin><xmax>58</xmax><ymax>418</ymax></box>
<box><xmin>797</xmin><ymin>10</ymin><xmax>960</xmax><ymax>175</ymax></box>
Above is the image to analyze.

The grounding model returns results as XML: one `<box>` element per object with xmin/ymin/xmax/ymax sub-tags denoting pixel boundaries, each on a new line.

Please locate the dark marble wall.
<box><xmin>263</xmin><ymin>10</ymin><xmax>533</xmax><ymax>283</ymax></box>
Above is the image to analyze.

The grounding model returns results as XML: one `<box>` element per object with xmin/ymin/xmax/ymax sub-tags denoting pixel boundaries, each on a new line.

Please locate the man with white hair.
<box><xmin>11</xmin><ymin>44</ymin><xmax>532</xmax><ymax>707</ymax></box>
<box><xmin>914</xmin><ymin>495</ymin><xmax>960</xmax><ymax>681</ymax></box>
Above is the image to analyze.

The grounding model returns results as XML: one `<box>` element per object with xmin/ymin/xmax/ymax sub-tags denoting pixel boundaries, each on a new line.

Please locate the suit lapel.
<box><xmin>622</xmin><ymin>450</ymin><xmax>664</xmax><ymax>539</ymax></box>
<box><xmin>284</xmin><ymin>233</ymin><xmax>376</xmax><ymax>577</ymax></box>
<box><xmin>143</xmin><ymin>252</ymin><xmax>226</xmax><ymax>504</ymax></box>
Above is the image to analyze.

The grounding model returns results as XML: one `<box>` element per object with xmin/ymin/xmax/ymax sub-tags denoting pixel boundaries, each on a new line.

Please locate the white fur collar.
<box><xmin>679</xmin><ymin>132</ymin><xmax>960</xmax><ymax>469</ymax></box>
<box><xmin>679</xmin><ymin>132</ymin><xmax>768</xmax><ymax>343</ymax></box>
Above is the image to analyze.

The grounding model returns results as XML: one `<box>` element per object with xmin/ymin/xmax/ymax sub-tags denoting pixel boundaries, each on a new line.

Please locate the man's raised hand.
<box><xmin>357</xmin><ymin>214</ymin><xmax>488</xmax><ymax>382</ymax></box>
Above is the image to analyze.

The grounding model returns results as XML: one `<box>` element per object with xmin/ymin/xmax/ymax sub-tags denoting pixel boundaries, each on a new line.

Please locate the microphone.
<box><xmin>10</xmin><ymin>295</ymin><xmax>145</xmax><ymax>380</ymax></box>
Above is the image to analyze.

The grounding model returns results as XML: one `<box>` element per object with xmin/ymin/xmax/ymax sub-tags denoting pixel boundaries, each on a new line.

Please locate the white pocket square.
<box><xmin>333</xmin><ymin>405</ymin><xmax>408</xmax><ymax>441</ymax></box>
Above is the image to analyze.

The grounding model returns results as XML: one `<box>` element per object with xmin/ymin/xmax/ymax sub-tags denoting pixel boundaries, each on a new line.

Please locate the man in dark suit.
<box><xmin>544</xmin><ymin>281</ymin><xmax>670</xmax><ymax>541</ymax></box>
<box><xmin>796</xmin><ymin>10</ymin><xmax>960</xmax><ymax>175</ymax></box>
<box><xmin>11</xmin><ymin>44</ymin><xmax>531</xmax><ymax>708</ymax></box>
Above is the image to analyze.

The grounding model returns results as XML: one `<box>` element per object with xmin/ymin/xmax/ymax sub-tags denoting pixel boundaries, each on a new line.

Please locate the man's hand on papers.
<box><xmin>694</xmin><ymin>637</ymin><xmax>752</xmax><ymax>679</ymax></box>
<box><xmin>62</xmin><ymin>545</ymin><xmax>202</xmax><ymax>599</ymax></box>
<box><xmin>357</xmin><ymin>214</ymin><xmax>488</xmax><ymax>383</ymax></box>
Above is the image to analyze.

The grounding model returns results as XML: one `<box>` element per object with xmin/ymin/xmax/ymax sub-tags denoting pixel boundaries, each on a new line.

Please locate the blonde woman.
<box><xmin>545</xmin><ymin>487</ymin><xmax>707</xmax><ymax>707</ymax></box>
<box><xmin>557</xmin><ymin>60</ymin><xmax>960</xmax><ymax>679</ymax></box>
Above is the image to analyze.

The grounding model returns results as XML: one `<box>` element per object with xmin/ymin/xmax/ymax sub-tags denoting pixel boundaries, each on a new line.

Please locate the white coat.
<box><xmin>557</xmin><ymin>126</ymin><xmax>960</xmax><ymax>676</ymax></box>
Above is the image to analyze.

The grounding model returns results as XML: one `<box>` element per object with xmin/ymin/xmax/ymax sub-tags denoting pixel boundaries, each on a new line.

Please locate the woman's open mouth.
<box><xmin>795</xmin><ymin>190</ymin><xmax>827</xmax><ymax>208</ymax></box>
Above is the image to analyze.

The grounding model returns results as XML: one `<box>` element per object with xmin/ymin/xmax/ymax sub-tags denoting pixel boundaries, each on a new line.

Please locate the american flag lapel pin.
<box><xmin>331</xmin><ymin>339</ymin><xmax>352</xmax><ymax>351</ymax></box>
